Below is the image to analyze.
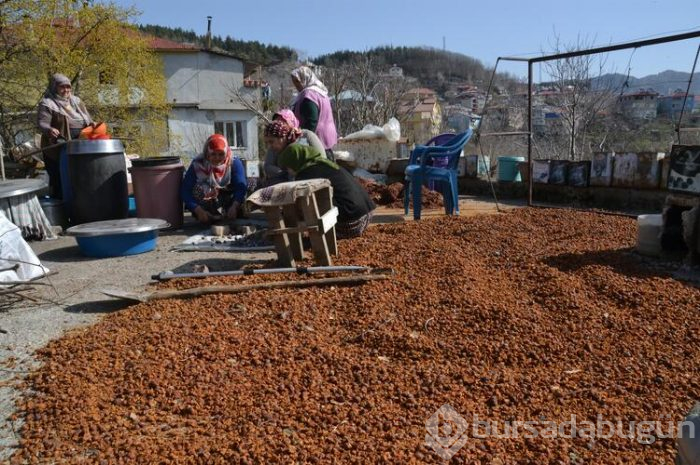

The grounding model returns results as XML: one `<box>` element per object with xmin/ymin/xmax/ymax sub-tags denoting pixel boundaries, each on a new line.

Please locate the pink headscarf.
<box><xmin>273</xmin><ymin>109</ymin><xmax>299</xmax><ymax>128</ymax></box>
<box><xmin>264</xmin><ymin>120</ymin><xmax>302</xmax><ymax>143</ymax></box>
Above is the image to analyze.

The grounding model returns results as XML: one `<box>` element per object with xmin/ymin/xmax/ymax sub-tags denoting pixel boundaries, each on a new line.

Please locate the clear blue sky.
<box><xmin>111</xmin><ymin>0</ymin><xmax>700</xmax><ymax>80</ymax></box>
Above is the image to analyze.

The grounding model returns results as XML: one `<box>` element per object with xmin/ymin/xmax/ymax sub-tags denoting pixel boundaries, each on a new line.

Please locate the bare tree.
<box><xmin>224</xmin><ymin>79</ymin><xmax>269</xmax><ymax>124</ymax></box>
<box><xmin>325</xmin><ymin>56</ymin><xmax>415</xmax><ymax>136</ymax></box>
<box><xmin>540</xmin><ymin>34</ymin><xmax>619</xmax><ymax>160</ymax></box>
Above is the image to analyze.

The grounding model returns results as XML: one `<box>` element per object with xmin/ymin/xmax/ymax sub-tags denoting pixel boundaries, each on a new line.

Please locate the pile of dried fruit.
<box><xmin>358</xmin><ymin>179</ymin><xmax>443</xmax><ymax>209</ymax></box>
<box><xmin>12</xmin><ymin>209</ymin><xmax>700</xmax><ymax>464</ymax></box>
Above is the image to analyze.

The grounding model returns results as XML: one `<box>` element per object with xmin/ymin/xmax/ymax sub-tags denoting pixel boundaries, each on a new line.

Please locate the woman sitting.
<box><xmin>263</xmin><ymin>109</ymin><xmax>325</xmax><ymax>186</ymax></box>
<box><xmin>264</xmin><ymin>121</ymin><xmax>375</xmax><ymax>238</ymax></box>
<box><xmin>181</xmin><ymin>134</ymin><xmax>247</xmax><ymax>224</ymax></box>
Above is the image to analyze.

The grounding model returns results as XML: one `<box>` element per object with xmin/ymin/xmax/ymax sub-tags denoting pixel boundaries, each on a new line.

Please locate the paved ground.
<box><xmin>0</xmin><ymin>196</ymin><xmax>521</xmax><ymax>460</ymax></box>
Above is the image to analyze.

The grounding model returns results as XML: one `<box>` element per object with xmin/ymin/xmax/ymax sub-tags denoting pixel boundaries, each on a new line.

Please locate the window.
<box><xmin>214</xmin><ymin>121</ymin><xmax>246</xmax><ymax>148</ymax></box>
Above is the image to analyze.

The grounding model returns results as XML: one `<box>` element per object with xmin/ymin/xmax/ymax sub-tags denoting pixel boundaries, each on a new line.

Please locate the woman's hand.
<box><xmin>193</xmin><ymin>206</ymin><xmax>212</xmax><ymax>224</ymax></box>
<box><xmin>49</xmin><ymin>128</ymin><xmax>61</xmax><ymax>139</ymax></box>
<box><xmin>226</xmin><ymin>201</ymin><xmax>240</xmax><ymax>220</ymax></box>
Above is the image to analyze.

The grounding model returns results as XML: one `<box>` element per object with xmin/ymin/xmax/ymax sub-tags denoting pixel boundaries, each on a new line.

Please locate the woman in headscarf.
<box><xmin>180</xmin><ymin>134</ymin><xmax>247</xmax><ymax>224</ymax></box>
<box><xmin>37</xmin><ymin>73</ymin><xmax>93</xmax><ymax>198</ymax></box>
<box><xmin>290</xmin><ymin>66</ymin><xmax>338</xmax><ymax>160</ymax></box>
<box><xmin>263</xmin><ymin>109</ymin><xmax>326</xmax><ymax>186</ymax></box>
<box><xmin>265</xmin><ymin>121</ymin><xmax>375</xmax><ymax>238</ymax></box>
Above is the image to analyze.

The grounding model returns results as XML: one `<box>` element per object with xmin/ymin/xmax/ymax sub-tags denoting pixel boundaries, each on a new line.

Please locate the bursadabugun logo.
<box><xmin>425</xmin><ymin>404</ymin><xmax>469</xmax><ymax>460</ymax></box>
<box><xmin>426</xmin><ymin>404</ymin><xmax>697</xmax><ymax>460</ymax></box>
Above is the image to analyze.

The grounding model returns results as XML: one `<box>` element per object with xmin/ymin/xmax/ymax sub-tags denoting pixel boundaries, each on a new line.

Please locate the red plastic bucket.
<box><xmin>129</xmin><ymin>160</ymin><xmax>184</xmax><ymax>229</ymax></box>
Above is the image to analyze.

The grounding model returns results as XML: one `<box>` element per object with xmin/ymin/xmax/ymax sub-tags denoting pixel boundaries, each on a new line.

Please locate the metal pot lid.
<box><xmin>0</xmin><ymin>178</ymin><xmax>48</xmax><ymax>199</ymax></box>
<box><xmin>66</xmin><ymin>139</ymin><xmax>125</xmax><ymax>155</ymax></box>
<box><xmin>66</xmin><ymin>218</ymin><xmax>169</xmax><ymax>237</ymax></box>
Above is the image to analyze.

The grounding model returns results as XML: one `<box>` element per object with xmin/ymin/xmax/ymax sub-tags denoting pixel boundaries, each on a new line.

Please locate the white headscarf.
<box><xmin>291</xmin><ymin>66</ymin><xmax>328</xmax><ymax>97</ymax></box>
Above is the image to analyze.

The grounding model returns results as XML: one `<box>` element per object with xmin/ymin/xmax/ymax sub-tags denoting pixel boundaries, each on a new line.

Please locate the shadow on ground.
<box><xmin>37</xmin><ymin>244</ymin><xmax>93</xmax><ymax>263</ymax></box>
<box><xmin>543</xmin><ymin>247</ymin><xmax>697</xmax><ymax>285</ymax></box>
<box><xmin>63</xmin><ymin>299</ymin><xmax>133</xmax><ymax>314</ymax></box>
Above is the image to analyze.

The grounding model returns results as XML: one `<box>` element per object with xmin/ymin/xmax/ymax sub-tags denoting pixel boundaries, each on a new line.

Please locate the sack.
<box><xmin>382</xmin><ymin>117</ymin><xmax>401</xmax><ymax>142</ymax></box>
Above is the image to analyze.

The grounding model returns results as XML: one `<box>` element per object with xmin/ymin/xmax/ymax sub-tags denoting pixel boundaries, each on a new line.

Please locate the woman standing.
<box><xmin>181</xmin><ymin>134</ymin><xmax>247</xmax><ymax>225</ymax></box>
<box><xmin>37</xmin><ymin>73</ymin><xmax>93</xmax><ymax>198</ymax></box>
<box><xmin>290</xmin><ymin>66</ymin><xmax>338</xmax><ymax>160</ymax></box>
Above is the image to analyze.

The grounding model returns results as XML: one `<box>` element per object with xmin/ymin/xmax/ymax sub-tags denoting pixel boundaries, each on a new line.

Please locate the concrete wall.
<box><xmin>456</xmin><ymin>178</ymin><xmax>669</xmax><ymax>212</ymax></box>
<box><xmin>161</xmin><ymin>51</ymin><xmax>245</xmax><ymax>106</ymax></box>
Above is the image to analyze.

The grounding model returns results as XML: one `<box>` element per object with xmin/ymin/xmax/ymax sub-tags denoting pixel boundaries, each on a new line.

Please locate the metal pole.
<box><xmin>152</xmin><ymin>265</ymin><xmax>375</xmax><ymax>281</ymax></box>
<box><xmin>676</xmin><ymin>43</ymin><xmax>700</xmax><ymax>144</ymax></box>
<box><xmin>527</xmin><ymin>61</ymin><xmax>533</xmax><ymax>207</ymax></box>
<box><xmin>0</xmin><ymin>138</ymin><xmax>6</xmax><ymax>181</ymax></box>
<box><xmin>530</xmin><ymin>30</ymin><xmax>700</xmax><ymax>63</ymax></box>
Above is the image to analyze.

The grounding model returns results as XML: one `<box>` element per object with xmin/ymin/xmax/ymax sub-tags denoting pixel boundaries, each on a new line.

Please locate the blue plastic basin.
<box><xmin>76</xmin><ymin>231</ymin><xmax>158</xmax><ymax>258</ymax></box>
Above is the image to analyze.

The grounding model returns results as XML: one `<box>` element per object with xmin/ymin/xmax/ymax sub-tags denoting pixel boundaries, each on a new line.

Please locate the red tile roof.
<box><xmin>148</xmin><ymin>36</ymin><xmax>199</xmax><ymax>51</ymax></box>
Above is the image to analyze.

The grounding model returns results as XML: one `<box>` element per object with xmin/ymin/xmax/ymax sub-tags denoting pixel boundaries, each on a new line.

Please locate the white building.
<box><xmin>151</xmin><ymin>37</ymin><xmax>259</xmax><ymax>161</ymax></box>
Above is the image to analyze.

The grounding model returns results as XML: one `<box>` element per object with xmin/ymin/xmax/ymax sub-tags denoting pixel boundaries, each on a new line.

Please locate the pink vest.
<box><xmin>293</xmin><ymin>89</ymin><xmax>337</xmax><ymax>150</ymax></box>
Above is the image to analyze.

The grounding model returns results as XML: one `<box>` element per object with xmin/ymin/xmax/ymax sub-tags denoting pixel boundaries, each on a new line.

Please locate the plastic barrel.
<box><xmin>66</xmin><ymin>140</ymin><xmax>128</xmax><ymax>225</ymax></box>
<box><xmin>637</xmin><ymin>214</ymin><xmax>663</xmax><ymax>256</ymax></box>
<box><xmin>129</xmin><ymin>158</ymin><xmax>184</xmax><ymax>229</ymax></box>
<box><xmin>498</xmin><ymin>156</ymin><xmax>525</xmax><ymax>182</ymax></box>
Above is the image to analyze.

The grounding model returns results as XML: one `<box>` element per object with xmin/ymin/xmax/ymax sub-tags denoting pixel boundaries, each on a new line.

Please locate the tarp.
<box><xmin>0</xmin><ymin>210</ymin><xmax>49</xmax><ymax>283</ymax></box>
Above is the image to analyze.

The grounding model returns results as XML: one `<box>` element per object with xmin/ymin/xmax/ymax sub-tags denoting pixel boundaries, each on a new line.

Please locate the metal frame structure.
<box><xmin>490</xmin><ymin>30</ymin><xmax>700</xmax><ymax>206</ymax></box>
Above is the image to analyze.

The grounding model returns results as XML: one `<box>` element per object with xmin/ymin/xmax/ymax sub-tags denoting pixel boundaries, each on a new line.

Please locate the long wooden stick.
<box><xmin>104</xmin><ymin>273</ymin><xmax>392</xmax><ymax>303</ymax></box>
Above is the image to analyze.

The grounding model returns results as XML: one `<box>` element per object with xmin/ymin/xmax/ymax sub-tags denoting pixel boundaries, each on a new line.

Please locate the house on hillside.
<box><xmin>657</xmin><ymin>89</ymin><xmax>695</xmax><ymax>120</ymax></box>
<box><xmin>150</xmin><ymin>37</ymin><xmax>260</xmax><ymax>161</ymax></box>
<box><xmin>618</xmin><ymin>89</ymin><xmax>658</xmax><ymax>120</ymax></box>
<box><xmin>397</xmin><ymin>88</ymin><xmax>442</xmax><ymax>144</ymax></box>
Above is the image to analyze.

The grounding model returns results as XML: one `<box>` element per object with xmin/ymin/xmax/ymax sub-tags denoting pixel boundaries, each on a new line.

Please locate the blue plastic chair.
<box><xmin>403</xmin><ymin>129</ymin><xmax>473</xmax><ymax>220</ymax></box>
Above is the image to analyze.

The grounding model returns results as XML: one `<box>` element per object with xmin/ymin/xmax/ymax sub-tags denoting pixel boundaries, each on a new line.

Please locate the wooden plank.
<box><xmin>318</xmin><ymin>207</ymin><xmax>338</xmax><ymax>234</ymax></box>
<box><xmin>263</xmin><ymin>207</ymin><xmax>295</xmax><ymax>267</ymax></box>
<box><xmin>267</xmin><ymin>224</ymin><xmax>318</xmax><ymax>235</ymax></box>
<box><xmin>282</xmin><ymin>204</ymin><xmax>304</xmax><ymax>261</ymax></box>
<box><xmin>298</xmin><ymin>194</ymin><xmax>332</xmax><ymax>266</ymax></box>
<box><xmin>316</xmin><ymin>186</ymin><xmax>338</xmax><ymax>256</ymax></box>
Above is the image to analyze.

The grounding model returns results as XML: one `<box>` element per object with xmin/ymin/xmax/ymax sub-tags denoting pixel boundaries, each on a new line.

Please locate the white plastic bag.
<box><xmin>382</xmin><ymin>117</ymin><xmax>401</xmax><ymax>142</ymax></box>
<box><xmin>342</xmin><ymin>124</ymin><xmax>385</xmax><ymax>141</ymax></box>
<box><xmin>0</xmin><ymin>211</ymin><xmax>49</xmax><ymax>282</ymax></box>
<box><xmin>342</xmin><ymin>118</ymin><xmax>402</xmax><ymax>141</ymax></box>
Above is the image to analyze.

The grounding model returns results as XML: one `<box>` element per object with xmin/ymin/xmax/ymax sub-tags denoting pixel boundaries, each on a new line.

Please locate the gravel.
<box><xmin>8</xmin><ymin>207</ymin><xmax>700</xmax><ymax>463</ymax></box>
